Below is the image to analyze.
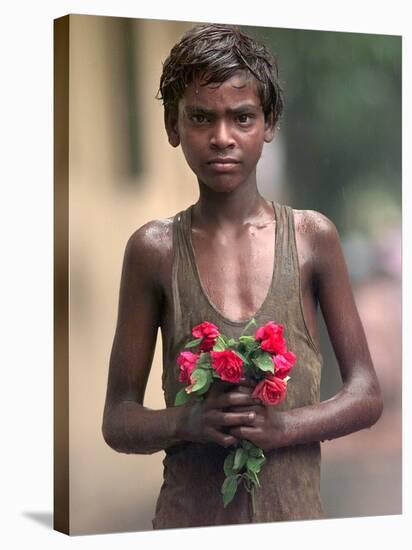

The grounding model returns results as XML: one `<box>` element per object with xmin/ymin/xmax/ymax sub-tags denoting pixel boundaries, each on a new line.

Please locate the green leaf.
<box><xmin>184</xmin><ymin>337</ymin><xmax>202</xmax><ymax>349</ymax></box>
<box><xmin>195</xmin><ymin>370</ymin><xmax>213</xmax><ymax>396</ymax></box>
<box><xmin>228</xmin><ymin>338</ymin><xmax>237</xmax><ymax>347</ymax></box>
<box><xmin>221</xmin><ymin>474</ymin><xmax>237</xmax><ymax>493</ymax></box>
<box><xmin>239</xmin><ymin>336</ymin><xmax>260</xmax><ymax>354</ymax></box>
<box><xmin>196</xmin><ymin>353</ymin><xmax>211</xmax><ymax>369</ymax></box>
<box><xmin>190</xmin><ymin>368</ymin><xmax>209</xmax><ymax>392</ymax></box>
<box><xmin>252</xmin><ymin>351</ymin><xmax>275</xmax><ymax>373</ymax></box>
<box><xmin>221</xmin><ymin>475</ymin><xmax>240</xmax><ymax>508</ymax></box>
<box><xmin>247</xmin><ymin>342</ymin><xmax>261</xmax><ymax>353</ymax></box>
<box><xmin>212</xmin><ymin>335</ymin><xmax>227</xmax><ymax>351</ymax></box>
<box><xmin>220</xmin><ymin>334</ymin><xmax>230</xmax><ymax>346</ymax></box>
<box><xmin>246</xmin><ymin>456</ymin><xmax>266</xmax><ymax>473</ymax></box>
<box><xmin>174</xmin><ymin>388</ymin><xmax>191</xmax><ymax>406</ymax></box>
<box><xmin>241</xmin><ymin>439</ymin><xmax>254</xmax><ymax>451</ymax></box>
<box><xmin>249</xmin><ymin>447</ymin><xmax>265</xmax><ymax>458</ymax></box>
<box><xmin>223</xmin><ymin>451</ymin><xmax>236</xmax><ymax>476</ymax></box>
<box><xmin>233</xmin><ymin>447</ymin><xmax>248</xmax><ymax>471</ymax></box>
<box><xmin>239</xmin><ymin>335</ymin><xmax>255</xmax><ymax>345</ymax></box>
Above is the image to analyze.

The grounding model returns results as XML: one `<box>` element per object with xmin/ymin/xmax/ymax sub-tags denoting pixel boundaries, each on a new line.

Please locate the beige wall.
<box><xmin>68</xmin><ymin>15</ymin><xmax>198</xmax><ymax>534</ymax></box>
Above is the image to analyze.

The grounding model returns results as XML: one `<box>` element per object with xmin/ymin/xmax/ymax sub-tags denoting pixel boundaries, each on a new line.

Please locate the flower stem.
<box><xmin>241</xmin><ymin>318</ymin><xmax>257</xmax><ymax>336</ymax></box>
<box><xmin>250</xmin><ymin>485</ymin><xmax>256</xmax><ymax>517</ymax></box>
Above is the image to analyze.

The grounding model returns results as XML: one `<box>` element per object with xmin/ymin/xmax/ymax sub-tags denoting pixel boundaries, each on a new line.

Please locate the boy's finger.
<box><xmin>205</xmin><ymin>380</ymin><xmax>231</xmax><ymax>408</ymax></box>
<box><xmin>207</xmin><ymin>427</ymin><xmax>238</xmax><ymax>448</ymax></box>
<box><xmin>224</xmin><ymin>404</ymin><xmax>262</xmax><ymax>414</ymax></box>
<box><xmin>213</xmin><ymin>410</ymin><xmax>256</xmax><ymax>427</ymax></box>
<box><xmin>215</xmin><ymin>390</ymin><xmax>259</xmax><ymax>408</ymax></box>
<box><xmin>228</xmin><ymin>426</ymin><xmax>256</xmax><ymax>439</ymax></box>
<box><xmin>236</xmin><ymin>377</ymin><xmax>256</xmax><ymax>388</ymax></box>
<box><xmin>210</xmin><ymin>379</ymin><xmax>233</xmax><ymax>393</ymax></box>
<box><xmin>231</xmin><ymin>384</ymin><xmax>255</xmax><ymax>395</ymax></box>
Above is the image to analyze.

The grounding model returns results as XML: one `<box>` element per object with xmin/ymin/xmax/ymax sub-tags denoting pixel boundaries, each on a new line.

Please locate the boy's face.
<box><xmin>167</xmin><ymin>70</ymin><xmax>275</xmax><ymax>193</ymax></box>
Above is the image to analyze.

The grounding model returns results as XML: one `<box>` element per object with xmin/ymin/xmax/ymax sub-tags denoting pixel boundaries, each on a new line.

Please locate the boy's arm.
<box><xmin>229</xmin><ymin>211</ymin><xmax>384</xmax><ymax>450</ymax></box>
<box><xmin>101</xmin><ymin>223</ymin><xmax>183</xmax><ymax>455</ymax></box>
<box><xmin>102</xmin><ymin>223</ymin><xmax>257</xmax><ymax>454</ymax></box>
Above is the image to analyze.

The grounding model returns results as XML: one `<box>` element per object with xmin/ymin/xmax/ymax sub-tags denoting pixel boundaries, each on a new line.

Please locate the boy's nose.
<box><xmin>209</xmin><ymin>121</ymin><xmax>235</xmax><ymax>149</ymax></box>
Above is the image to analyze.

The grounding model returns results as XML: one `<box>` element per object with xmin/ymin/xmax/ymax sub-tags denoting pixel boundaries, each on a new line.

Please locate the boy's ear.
<box><xmin>264</xmin><ymin>113</ymin><xmax>276</xmax><ymax>143</ymax></box>
<box><xmin>164</xmin><ymin>112</ymin><xmax>180</xmax><ymax>148</ymax></box>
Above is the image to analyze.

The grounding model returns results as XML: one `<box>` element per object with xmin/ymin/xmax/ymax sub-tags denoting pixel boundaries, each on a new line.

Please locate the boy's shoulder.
<box><xmin>292</xmin><ymin>208</ymin><xmax>342</xmax><ymax>279</ymax></box>
<box><xmin>126</xmin><ymin>216</ymin><xmax>174</xmax><ymax>259</ymax></box>
<box><xmin>292</xmin><ymin>207</ymin><xmax>339</xmax><ymax>243</ymax></box>
<box><xmin>293</xmin><ymin>209</ymin><xmax>341</xmax><ymax>275</ymax></box>
<box><xmin>124</xmin><ymin>216</ymin><xmax>175</xmax><ymax>287</ymax></box>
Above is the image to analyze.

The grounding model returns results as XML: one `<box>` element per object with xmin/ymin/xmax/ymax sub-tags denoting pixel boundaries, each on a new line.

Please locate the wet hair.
<box><xmin>157</xmin><ymin>23</ymin><xmax>284</xmax><ymax>125</ymax></box>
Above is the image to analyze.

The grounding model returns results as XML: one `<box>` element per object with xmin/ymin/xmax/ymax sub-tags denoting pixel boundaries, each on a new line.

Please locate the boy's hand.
<box><xmin>225</xmin><ymin>383</ymin><xmax>287</xmax><ymax>451</ymax></box>
<box><xmin>174</xmin><ymin>378</ymin><xmax>258</xmax><ymax>448</ymax></box>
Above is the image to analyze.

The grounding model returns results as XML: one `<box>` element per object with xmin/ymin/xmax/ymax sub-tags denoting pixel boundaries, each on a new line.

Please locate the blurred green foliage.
<box><xmin>244</xmin><ymin>26</ymin><xmax>401</xmax><ymax>236</ymax></box>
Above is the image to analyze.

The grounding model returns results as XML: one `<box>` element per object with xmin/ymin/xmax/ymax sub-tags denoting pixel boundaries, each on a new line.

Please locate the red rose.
<box><xmin>192</xmin><ymin>321</ymin><xmax>220</xmax><ymax>351</ymax></box>
<box><xmin>177</xmin><ymin>351</ymin><xmax>199</xmax><ymax>384</ymax></box>
<box><xmin>255</xmin><ymin>321</ymin><xmax>287</xmax><ymax>354</ymax></box>
<box><xmin>210</xmin><ymin>350</ymin><xmax>244</xmax><ymax>383</ymax></box>
<box><xmin>200</xmin><ymin>338</ymin><xmax>216</xmax><ymax>352</ymax></box>
<box><xmin>273</xmin><ymin>351</ymin><xmax>297</xmax><ymax>379</ymax></box>
<box><xmin>251</xmin><ymin>374</ymin><xmax>287</xmax><ymax>405</ymax></box>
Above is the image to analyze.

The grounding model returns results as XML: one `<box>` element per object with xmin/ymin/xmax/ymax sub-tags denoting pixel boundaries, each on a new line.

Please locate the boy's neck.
<box><xmin>193</xmin><ymin>179</ymin><xmax>271</xmax><ymax>229</ymax></box>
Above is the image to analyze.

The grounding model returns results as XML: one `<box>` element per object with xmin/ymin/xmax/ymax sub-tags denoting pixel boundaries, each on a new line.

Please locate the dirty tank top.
<box><xmin>152</xmin><ymin>201</ymin><xmax>325</xmax><ymax>529</ymax></box>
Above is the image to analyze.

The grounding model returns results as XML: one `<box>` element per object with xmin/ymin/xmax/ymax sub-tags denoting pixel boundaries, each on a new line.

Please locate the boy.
<box><xmin>102</xmin><ymin>23</ymin><xmax>383</xmax><ymax>529</ymax></box>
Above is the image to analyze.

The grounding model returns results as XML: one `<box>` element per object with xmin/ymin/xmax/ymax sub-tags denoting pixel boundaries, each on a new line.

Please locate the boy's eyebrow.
<box><xmin>184</xmin><ymin>103</ymin><xmax>261</xmax><ymax>115</ymax></box>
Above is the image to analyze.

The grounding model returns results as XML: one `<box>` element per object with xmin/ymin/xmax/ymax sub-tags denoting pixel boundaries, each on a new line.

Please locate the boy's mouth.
<box><xmin>207</xmin><ymin>157</ymin><xmax>240</xmax><ymax>164</ymax></box>
<box><xmin>207</xmin><ymin>158</ymin><xmax>240</xmax><ymax>172</ymax></box>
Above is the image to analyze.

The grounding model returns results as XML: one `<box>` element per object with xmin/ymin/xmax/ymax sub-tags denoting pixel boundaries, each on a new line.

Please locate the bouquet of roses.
<box><xmin>174</xmin><ymin>319</ymin><xmax>297</xmax><ymax>514</ymax></box>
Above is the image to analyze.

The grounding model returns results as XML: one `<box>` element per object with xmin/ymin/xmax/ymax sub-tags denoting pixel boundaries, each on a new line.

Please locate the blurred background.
<box><xmin>61</xmin><ymin>14</ymin><xmax>401</xmax><ymax>534</ymax></box>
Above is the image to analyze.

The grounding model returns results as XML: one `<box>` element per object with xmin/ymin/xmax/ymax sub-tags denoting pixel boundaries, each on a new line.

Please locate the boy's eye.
<box><xmin>237</xmin><ymin>113</ymin><xmax>254</xmax><ymax>124</ymax></box>
<box><xmin>191</xmin><ymin>114</ymin><xmax>208</xmax><ymax>124</ymax></box>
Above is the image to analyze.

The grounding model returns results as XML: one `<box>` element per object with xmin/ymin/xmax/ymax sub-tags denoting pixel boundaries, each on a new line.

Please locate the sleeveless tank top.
<box><xmin>152</xmin><ymin>201</ymin><xmax>325</xmax><ymax>529</ymax></box>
